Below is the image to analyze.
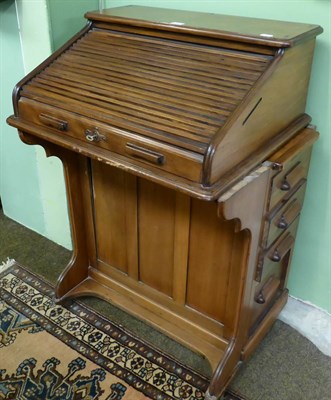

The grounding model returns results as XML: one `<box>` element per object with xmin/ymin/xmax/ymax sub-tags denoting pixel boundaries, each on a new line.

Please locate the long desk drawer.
<box><xmin>18</xmin><ymin>98</ymin><xmax>203</xmax><ymax>182</ymax></box>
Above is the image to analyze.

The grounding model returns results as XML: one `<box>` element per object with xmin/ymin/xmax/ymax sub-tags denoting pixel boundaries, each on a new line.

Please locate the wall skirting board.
<box><xmin>279</xmin><ymin>296</ymin><xmax>331</xmax><ymax>357</ymax></box>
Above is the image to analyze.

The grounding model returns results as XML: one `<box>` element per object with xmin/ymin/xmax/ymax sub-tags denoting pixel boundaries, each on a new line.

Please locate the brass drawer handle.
<box><xmin>39</xmin><ymin>113</ymin><xmax>68</xmax><ymax>131</ymax></box>
<box><xmin>85</xmin><ymin>128</ymin><xmax>106</xmax><ymax>142</ymax></box>
<box><xmin>269</xmin><ymin>233</ymin><xmax>295</xmax><ymax>262</ymax></box>
<box><xmin>126</xmin><ymin>143</ymin><xmax>165</xmax><ymax>165</ymax></box>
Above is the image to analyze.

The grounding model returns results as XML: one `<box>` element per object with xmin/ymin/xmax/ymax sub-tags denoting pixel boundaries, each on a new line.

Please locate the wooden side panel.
<box><xmin>172</xmin><ymin>193</ymin><xmax>191</xmax><ymax>304</ymax></box>
<box><xmin>208</xmin><ymin>39</ymin><xmax>316</xmax><ymax>184</ymax></box>
<box><xmin>138</xmin><ymin>179</ymin><xmax>176</xmax><ymax>296</ymax></box>
<box><xmin>92</xmin><ymin>162</ymin><xmax>138</xmax><ymax>274</ymax></box>
<box><xmin>222</xmin><ymin>229</ymin><xmax>249</xmax><ymax>339</ymax></box>
<box><xmin>186</xmin><ymin>199</ymin><xmax>237</xmax><ymax>322</ymax></box>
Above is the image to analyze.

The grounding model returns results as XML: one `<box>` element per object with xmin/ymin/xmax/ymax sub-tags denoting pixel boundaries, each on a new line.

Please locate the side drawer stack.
<box><xmin>250</xmin><ymin>127</ymin><xmax>318</xmax><ymax>330</ymax></box>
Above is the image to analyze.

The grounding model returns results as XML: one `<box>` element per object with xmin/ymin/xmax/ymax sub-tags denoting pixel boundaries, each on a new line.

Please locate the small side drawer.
<box><xmin>267</xmin><ymin>128</ymin><xmax>318</xmax><ymax>211</ymax></box>
<box><xmin>17</xmin><ymin>98</ymin><xmax>203</xmax><ymax>182</ymax></box>
<box><xmin>269</xmin><ymin>148</ymin><xmax>312</xmax><ymax>210</ymax></box>
<box><xmin>261</xmin><ymin>216</ymin><xmax>300</xmax><ymax>281</ymax></box>
<box><xmin>265</xmin><ymin>180</ymin><xmax>306</xmax><ymax>247</ymax></box>
<box><xmin>251</xmin><ymin>276</ymin><xmax>282</xmax><ymax>327</ymax></box>
<box><xmin>256</xmin><ymin>212</ymin><xmax>300</xmax><ymax>282</ymax></box>
<box><xmin>251</xmin><ymin>218</ymin><xmax>299</xmax><ymax>327</ymax></box>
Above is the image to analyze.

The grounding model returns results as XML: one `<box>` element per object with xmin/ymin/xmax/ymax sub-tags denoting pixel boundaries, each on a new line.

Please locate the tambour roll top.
<box><xmin>20</xmin><ymin>29</ymin><xmax>272</xmax><ymax>154</ymax></box>
<box><xmin>8</xmin><ymin>6</ymin><xmax>322</xmax><ymax>199</ymax></box>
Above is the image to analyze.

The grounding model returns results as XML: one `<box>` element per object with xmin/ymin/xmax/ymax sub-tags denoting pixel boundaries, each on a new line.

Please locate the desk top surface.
<box><xmin>86</xmin><ymin>6</ymin><xmax>323</xmax><ymax>48</ymax></box>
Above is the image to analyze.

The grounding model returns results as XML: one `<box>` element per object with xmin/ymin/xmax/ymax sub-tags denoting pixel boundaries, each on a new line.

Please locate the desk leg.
<box><xmin>54</xmin><ymin>150</ymin><xmax>95</xmax><ymax>301</ymax></box>
<box><xmin>18</xmin><ymin>132</ymin><xmax>94</xmax><ymax>301</ymax></box>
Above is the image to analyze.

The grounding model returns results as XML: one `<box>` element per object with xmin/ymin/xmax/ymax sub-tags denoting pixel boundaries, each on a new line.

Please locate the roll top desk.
<box><xmin>7</xmin><ymin>6</ymin><xmax>322</xmax><ymax>399</ymax></box>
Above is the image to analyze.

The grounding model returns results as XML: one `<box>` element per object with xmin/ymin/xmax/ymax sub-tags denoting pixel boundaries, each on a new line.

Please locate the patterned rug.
<box><xmin>0</xmin><ymin>262</ymin><xmax>244</xmax><ymax>400</ymax></box>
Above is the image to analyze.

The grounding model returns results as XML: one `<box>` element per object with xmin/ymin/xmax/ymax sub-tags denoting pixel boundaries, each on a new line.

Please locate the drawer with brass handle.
<box><xmin>17</xmin><ymin>97</ymin><xmax>203</xmax><ymax>182</ymax></box>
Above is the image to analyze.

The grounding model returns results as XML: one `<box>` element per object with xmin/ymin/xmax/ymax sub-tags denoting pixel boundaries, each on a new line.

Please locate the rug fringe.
<box><xmin>0</xmin><ymin>258</ymin><xmax>16</xmax><ymax>273</ymax></box>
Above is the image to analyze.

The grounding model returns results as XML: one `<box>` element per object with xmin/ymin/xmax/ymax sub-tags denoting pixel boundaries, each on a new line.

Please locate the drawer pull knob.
<box><xmin>85</xmin><ymin>128</ymin><xmax>106</xmax><ymax>142</ymax></box>
<box><xmin>256</xmin><ymin>293</ymin><xmax>266</xmax><ymax>304</ymax></box>
<box><xmin>280</xmin><ymin>162</ymin><xmax>305</xmax><ymax>192</ymax></box>
<box><xmin>276</xmin><ymin>200</ymin><xmax>302</xmax><ymax>230</ymax></box>
<box><xmin>270</xmin><ymin>249</ymin><xmax>281</xmax><ymax>262</ymax></box>
<box><xmin>269</xmin><ymin>234</ymin><xmax>295</xmax><ymax>262</ymax></box>
<box><xmin>255</xmin><ymin>277</ymin><xmax>281</xmax><ymax>305</ymax></box>
<box><xmin>277</xmin><ymin>215</ymin><xmax>288</xmax><ymax>229</ymax></box>
<box><xmin>39</xmin><ymin>113</ymin><xmax>68</xmax><ymax>131</ymax></box>
<box><xmin>280</xmin><ymin>179</ymin><xmax>291</xmax><ymax>191</ymax></box>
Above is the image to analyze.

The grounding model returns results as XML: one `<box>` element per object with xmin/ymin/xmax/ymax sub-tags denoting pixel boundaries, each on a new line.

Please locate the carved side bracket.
<box><xmin>18</xmin><ymin>131</ymin><xmax>61</xmax><ymax>158</ymax></box>
<box><xmin>218</xmin><ymin>165</ymin><xmax>271</xmax><ymax>231</ymax></box>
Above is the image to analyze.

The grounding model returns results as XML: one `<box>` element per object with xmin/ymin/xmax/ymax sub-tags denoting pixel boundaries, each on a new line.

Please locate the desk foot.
<box><xmin>205</xmin><ymin>392</ymin><xmax>219</xmax><ymax>400</ymax></box>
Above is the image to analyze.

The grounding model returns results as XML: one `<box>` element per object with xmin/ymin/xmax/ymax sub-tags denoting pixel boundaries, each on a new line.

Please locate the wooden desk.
<box><xmin>7</xmin><ymin>7</ymin><xmax>321</xmax><ymax>398</ymax></box>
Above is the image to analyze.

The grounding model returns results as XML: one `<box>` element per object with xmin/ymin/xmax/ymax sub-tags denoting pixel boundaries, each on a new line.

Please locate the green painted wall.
<box><xmin>0</xmin><ymin>0</ymin><xmax>45</xmax><ymax>233</ymax></box>
<box><xmin>48</xmin><ymin>0</ymin><xmax>99</xmax><ymax>50</ymax></box>
<box><xmin>1</xmin><ymin>0</ymin><xmax>330</xmax><ymax>312</ymax></box>
<box><xmin>1</xmin><ymin>0</ymin><xmax>98</xmax><ymax>250</ymax></box>
<box><xmin>14</xmin><ymin>0</ymin><xmax>72</xmax><ymax>250</ymax></box>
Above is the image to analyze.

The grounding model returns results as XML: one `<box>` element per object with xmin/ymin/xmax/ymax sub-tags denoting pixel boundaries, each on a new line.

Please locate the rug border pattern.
<box><xmin>0</xmin><ymin>265</ymin><xmax>208</xmax><ymax>400</ymax></box>
<box><xmin>0</xmin><ymin>263</ymin><xmax>244</xmax><ymax>400</ymax></box>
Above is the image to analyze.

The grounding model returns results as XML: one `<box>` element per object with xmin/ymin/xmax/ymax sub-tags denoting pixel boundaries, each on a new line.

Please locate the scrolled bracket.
<box><xmin>18</xmin><ymin>131</ymin><xmax>61</xmax><ymax>159</ymax></box>
<box><xmin>218</xmin><ymin>165</ymin><xmax>271</xmax><ymax>232</ymax></box>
